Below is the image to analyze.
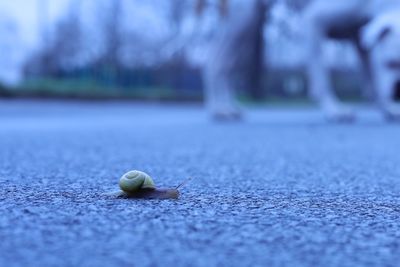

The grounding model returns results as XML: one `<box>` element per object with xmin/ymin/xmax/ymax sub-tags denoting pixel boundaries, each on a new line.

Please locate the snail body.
<box><xmin>117</xmin><ymin>170</ymin><xmax>179</xmax><ymax>199</ymax></box>
<box><xmin>120</xmin><ymin>188</ymin><xmax>179</xmax><ymax>199</ymax></box>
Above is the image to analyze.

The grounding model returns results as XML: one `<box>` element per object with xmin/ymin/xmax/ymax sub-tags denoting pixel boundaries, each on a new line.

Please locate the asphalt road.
<box><xmin>1</xmin><ymin>100</ymin><xmax>400</xmax><ymax>267</ymax></box>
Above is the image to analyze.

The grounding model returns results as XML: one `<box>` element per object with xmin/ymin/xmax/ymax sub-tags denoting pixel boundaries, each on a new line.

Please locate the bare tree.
<box><xmin>98</xmin><ymin>0</ymin><xmax>122</xmax><ymax>69</ymax></box>
<box><xmin>0</xmin><ymin>14</ymin><xmax>22</xmax><ymax>85</ymax></box>
<box><xmin>37</xmin><ymin>0</ymin><xmax>50</xmax><ymax>46</ymax></box>
<box><xmin>25</xmin><ymin>0</ymin><xmax>83</xmax><ymax>76</ymax></box>
<box><xmin>51</xmin><ymin>0</ymin><xmax>83</xmax><ymax>70</ymax></box>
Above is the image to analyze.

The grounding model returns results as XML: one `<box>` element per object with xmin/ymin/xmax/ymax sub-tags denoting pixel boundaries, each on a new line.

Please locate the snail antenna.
<box><xmin>176</xmin><ymin>177</ymin><xmax>194</xmax><ymax>189</ymax></box>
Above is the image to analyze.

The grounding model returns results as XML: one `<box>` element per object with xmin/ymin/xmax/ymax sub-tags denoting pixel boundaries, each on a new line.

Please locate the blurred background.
<box><xmin>0</xmin><ymin>0</ymin><xmax>365</xmax><ymax>103</ymax></box>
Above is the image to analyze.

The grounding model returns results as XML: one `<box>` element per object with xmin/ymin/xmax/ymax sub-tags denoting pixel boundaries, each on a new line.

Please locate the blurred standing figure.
<box><xmin>197</xmin><ymin>0</ymin><xmax>275</xmax><ymax>120</ymax></box>
<box><xmin>304</xmin><ymin>0</ymin><xmax>400</xmax><ymax>121</ymax></box>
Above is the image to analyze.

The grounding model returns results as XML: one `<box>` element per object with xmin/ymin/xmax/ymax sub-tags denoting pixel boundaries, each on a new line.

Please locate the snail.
<box><xmin>113</xmin><ymin>170</ymin><xmax>190</xmax><ymax>200</ymax></box>
<box><xmin>119</xmin><ymin>170</ymin><xmax>156</xmax><ymax>192</ymax></box>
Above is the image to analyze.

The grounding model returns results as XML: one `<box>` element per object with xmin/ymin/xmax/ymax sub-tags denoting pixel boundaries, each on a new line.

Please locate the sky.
<box><xmin>0</xmin><ymin>0</ymin><xmax>70</xmax><ymax>84</ymax></box>
<box><xmin>0</xmin><ymin>0</ymin><xmax>70</xmax><ymax>47</ymax></box>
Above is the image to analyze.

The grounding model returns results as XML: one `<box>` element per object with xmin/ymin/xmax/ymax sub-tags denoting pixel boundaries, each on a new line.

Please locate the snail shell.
<box><xmin>119</xmin><ymin>170</ymin><xmax>155</xmax><ymax>193</ymax></box>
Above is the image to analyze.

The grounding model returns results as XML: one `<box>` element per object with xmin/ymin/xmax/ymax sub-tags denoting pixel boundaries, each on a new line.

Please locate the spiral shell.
<box><xmin>119</xmin><ymin>170</ymin><xmax>155</xmax><ymax>193</ymax></box>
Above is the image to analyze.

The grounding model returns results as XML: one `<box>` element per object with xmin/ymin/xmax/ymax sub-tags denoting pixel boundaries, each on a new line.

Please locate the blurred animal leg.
<box><xmin>375</xmin><ymin>72</ymin><xmax>400</xmax><ymax>121</ymax></box>
<box><xmin>354</xmin><ymin>39</ymin><xmax>375</xmax><ymax>100</ymax></box>
<box><xmin>204</xmin><ymin>69</ymin><xmax>241</xmax><ymax>121</ymax></box>
<box><xmin>306</xmin><ymin>25</ymin><xmax>355</xmax><ymax>122</ymax></box>
<box><xmin>216</xmin><ymin>74</ymin><xmax>241</xmax><ymax>120</ymax></box>
<box><xmin>357</xmin><ymin>40</ymin><xmax>400</xmax><ymax>120</ymax></box>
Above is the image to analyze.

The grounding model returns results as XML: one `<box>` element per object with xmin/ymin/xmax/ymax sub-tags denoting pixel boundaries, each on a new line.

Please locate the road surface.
<box><xmin>0</xmin><ymin>100</ymin><xmax>399</xmax><ymax>267</ymax></box>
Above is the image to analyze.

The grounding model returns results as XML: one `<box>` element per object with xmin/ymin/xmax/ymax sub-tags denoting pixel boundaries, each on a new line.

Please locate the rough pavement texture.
<box><xmin>1</xmin><ymin>100</ymin><xmax>400</xmax><ymax>267</ymax></box>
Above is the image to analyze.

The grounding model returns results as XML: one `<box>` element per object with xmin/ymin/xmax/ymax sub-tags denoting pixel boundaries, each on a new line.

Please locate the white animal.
<box><xmin>205</xmin><ymin>0</ymin><xmax>400</xmax><ymax>121</ymax></box>
<box><xmin>304</xmin><ymin>0</ymin><xmax>400</xmax><ymax>121</ymax></box>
